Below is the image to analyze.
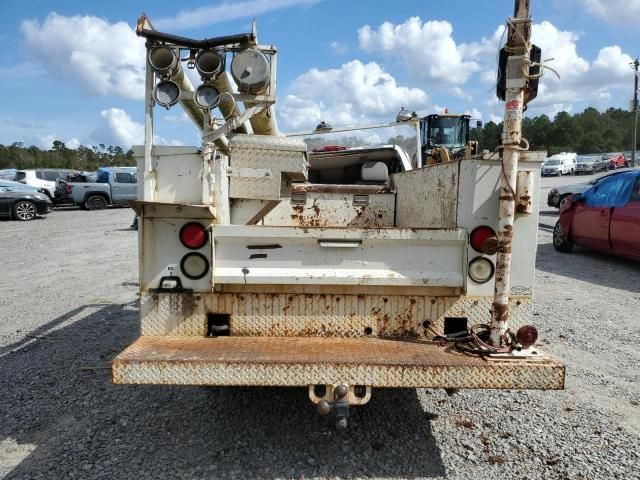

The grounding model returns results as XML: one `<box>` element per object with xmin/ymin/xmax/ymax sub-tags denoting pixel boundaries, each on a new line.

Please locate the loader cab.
<box><xmin>421</xmin><ymin>114</ymin><xmax>470</xmax><ymax>151</ymax></box>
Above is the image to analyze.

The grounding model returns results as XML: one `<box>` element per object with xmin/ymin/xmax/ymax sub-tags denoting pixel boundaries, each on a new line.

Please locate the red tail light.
<box><xmin>470</xmin><ymin>226</ymin><xmax>498</xmax><ymax>255</ymax></box>
<box><xmin>179</xmin><ymin>222</ymin><xmax>208</xmax><ymax>249</ymax></box>
<box><xmin>65</xmin><ymin>184</ymin><xmax>73</xmax><ymax>193</ymax></box>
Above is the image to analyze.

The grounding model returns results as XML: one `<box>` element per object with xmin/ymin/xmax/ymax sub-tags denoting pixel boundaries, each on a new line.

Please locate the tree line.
<box><xmin>1</xmin><ymin>106</ymin><xmax>636</xmax><ymax>172</ymax></box>
<box><xmin>471</xmin><ymin>107</ymin><xmax>637</xmax><ymax>156</ymax></box>
<box><xmin>0</xmin><ymin>141</ymin><xmax>135</xmax><ymax>172</ymax></box>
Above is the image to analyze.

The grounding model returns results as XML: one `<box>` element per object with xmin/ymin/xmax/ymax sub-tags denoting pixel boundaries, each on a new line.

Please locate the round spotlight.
<box><xmin>231</xmin><ymin>49</ymin><xmax>270</xmax><ymax>93</ymax></box>
<box><xmin>194</xmin><ymin>84</ymin><xmax>221</xmax><ymax>109</ymax></box>
<box><xmin>148</xmin><ymin>46</ymin><xmax>178</xmax><ymax>77</ymax></box>
<box><xmin>154</xmin><ymin>80</ymin><xmax>181</xmax><ymax>108</ymax></box>
<box><xmin>180</xmin><ymin>252</ymin><xmax>210</xmax><ymax>280</ymax></box>
<box><xmin>196</xmin><ymin>49</ymin><xmax>224</xmax><ymax>79</ymax></box>
<box><xmin>468</xmin><ymin>257</ymin><xmax>495</xmax><ymax>284</ymax></box>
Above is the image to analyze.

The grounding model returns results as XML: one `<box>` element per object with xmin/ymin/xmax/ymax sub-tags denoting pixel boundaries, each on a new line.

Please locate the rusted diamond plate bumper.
<box><xmin>112</xmin><ymin>337</ymin><xmax>565</xmax><ymax>390</ymax></box>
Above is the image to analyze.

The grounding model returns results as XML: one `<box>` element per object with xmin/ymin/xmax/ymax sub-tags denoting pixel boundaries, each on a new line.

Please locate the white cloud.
<box><xmin>95</xmin><ymin>108</ymin><xmax>183</xmax><ymax>148</ymax></box>
<box><xmin>97</xmin><ymin>108</ymin><xmax>144</xmax><ymax>148</ymax></box>
<box><xmin>358</xmin><ymin>17</ymin><xmax>479</xmax><ymax>85</ymax></box>
<box><xmin>35</xmin><ymin>134</ymin><xmax>55</xmax><ymax>150</ymax></box>
<box><xmin>163</xmin><ymin>112</ymin><xmax>191</xmax><ymax>124</ymax></box>
<box><xmin>31</xmin><ymin>134</ymin><xmax>82</xmax><ymax>150</ymax></box>
<box><xmin>452</xmin><ymin>86</ymin><xmax>472</xmax><ymax>101</ymax></box>
<box><xmin>155</xmin><ymin>0</ymin><xmax>319</xmax><ymax>30</ymax></box>
<box><xmin>66</xmin><ymin>138</ymin><xmax>81</xmax><ymax>149</ymax></box>
<box><xmin>331</xmin><ymin>41</ymin><xmax>348</xmax><ymax>55</ymax></box>
<box><xmin>459</xmin><ymin>26</ymin><xmax>505</xmax><ymax>61</ymax></box>
<box><xmin>21</xmin><ymin>13</ymin><xmax>145</xmax><ymax>100</ymax></box>
<box><xmin>581</xmin><ymin>0</ymin><xmax>640</xmax><ymax>25</ymax></box>
<box><xmin>279</xmin><ymin>60</ymin><xmax>430</xmax><ymax>130</ymax></box>
<box><xmin>528</xmin><ymin>22</ymin><xmax>632</xmax><ymax>109</ymax></box>
<box><xmin>472</xmin><ymin>21</ymin><xmax>634</xmax><ymax>119</ymax></box>
<box><xmin>465</xmin><ymin>108</ymin><xmax>483</xmax><ymax>120</ymax></box>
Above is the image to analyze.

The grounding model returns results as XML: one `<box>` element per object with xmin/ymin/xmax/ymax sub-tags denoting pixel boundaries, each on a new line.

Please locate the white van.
<box><xmin>541</xmin><ymin>153</ymin><xmax>577</xmax><ymax>176</ymax></box>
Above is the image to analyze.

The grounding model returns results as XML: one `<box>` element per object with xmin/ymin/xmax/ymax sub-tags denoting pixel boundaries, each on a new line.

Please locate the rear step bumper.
<box><xmin>112</xmin><ymin>336</ymin><xmax>565</xmax><ymax>390</ymax></box>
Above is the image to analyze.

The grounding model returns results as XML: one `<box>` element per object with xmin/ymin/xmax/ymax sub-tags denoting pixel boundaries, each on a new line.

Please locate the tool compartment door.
<box><xmin>212</xmin><ymin>225</ymin><xmax>466</xmax><ymax>287</ymax></box>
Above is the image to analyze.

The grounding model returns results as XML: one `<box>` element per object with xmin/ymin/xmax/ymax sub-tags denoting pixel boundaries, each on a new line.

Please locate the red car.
<box><xmin>553</xmin><ymin>170</ymin><xmax>640</xmax><ymax>261</ymax></box>
<box><xmin>607</xmin><ymin>153</ymin><xmax>629</xmax><ymax>169</ymax></box>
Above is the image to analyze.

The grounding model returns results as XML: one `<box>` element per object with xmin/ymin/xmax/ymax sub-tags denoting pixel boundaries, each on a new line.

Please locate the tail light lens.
<box><xmin>468</xmin><ymin>257</ymin><xmax>495</xmax><ymax>284</ymax></box>
<box><xmin>65</xmin><ymin>184</ymin><xmax>72</xmax><ymax>193</ymax></box>
<box><xmin>180</xmin><ymin>252</ymin><xmax>210</xmax><ymax>280</ymax></box>
<box><xmin>470</xmin><ymin>226</ymin><xmax>498</xmax><ymax>255</ymax></box>
<box><xmin>179</xmin><ymin>222</ymin><xmax>208</xmax><ymax>249</ymax></box>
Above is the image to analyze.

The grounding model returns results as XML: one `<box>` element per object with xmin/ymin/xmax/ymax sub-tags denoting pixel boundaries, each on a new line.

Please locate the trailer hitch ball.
<box><xmin>313</xmin><ymin>384</ymin><xmax>350</xmax><ymax>428</ymax></box>
<box><xmin>317</xmin><ymin>399</ymin><xmax>332</xmax><ymax>416</ymax></box>
<box><xmin>334</xmin><ymin>384</ymin><xmax>348</xmax><ymax>400</ymax></box>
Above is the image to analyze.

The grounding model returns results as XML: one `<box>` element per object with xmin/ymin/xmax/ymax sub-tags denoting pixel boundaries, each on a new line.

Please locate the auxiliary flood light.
<box><xmin>195</xmin><ymin>49</ymin><xmax>224</xmax><ymax>80</ymax></box>
<box><xmin>194</xmin><ymin>84</ymin><xmax>221</xmax><ymax>109</ymax></box>
<box><xmin>148</xmin><ymin>46</ymin><xmax>179</xmax><ymax>77</ymax></box>
<box><xmin>154</xmin><ymin>80</ymin><xmax>181</xmax><ymax>108</ymax></box>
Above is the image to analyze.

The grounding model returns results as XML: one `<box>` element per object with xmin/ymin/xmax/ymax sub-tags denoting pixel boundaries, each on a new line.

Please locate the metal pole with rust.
<box><xmin>632</xmin><ymin>58</ymin><xmax>638</xmax><ymax>168</ymax></box>
<box><xmin>490</xmin><ymin>0</ymin><xmax>532</xmax><ymax>346</ymax></box>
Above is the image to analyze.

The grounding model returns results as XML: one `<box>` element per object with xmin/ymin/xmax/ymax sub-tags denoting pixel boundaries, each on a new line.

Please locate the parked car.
<box><xmin>61</xmin><ymin>167</ymin><xmax>137</xmax><ymax>210</ymax></box>
<box><xmin>553</xmin><ymin>170</ymin><xmax>640</xmax><ymax>261</ymax></box>
<box><xmin>0</xmin><ymin>169</ymin><xmax>17</xmax><ymax>180</ymax></box>
<box><xmin>541</xmin><ymin>152</ymin><xmax>577</xmax><ymax>176</ymax></box>
<box><xmin>607</xmin><ymin>153</ymin><xmax>629</xmax><ymax>170</ymax></box>
<box><xmin>575</xmin><ymin>154</ymin><xmax>608</xmax><ymax>175</ymax></box>
<box><xmin>14</xmin><ymin>169</ymin><xmax>81</xmax><ymax>202</ymax></box>
<box><xmin>546</xmin><ymin>169</ymin><xmax>635</xmax><ymax>209</ymax></box>
<box><xmin>0</xmin><ymin>179</ymin><xmax>48</xmax><ymax>195</ymax></box>
<box><xmin>0</xmin><ymin>185</ymin><xmax>52</xmax><ymax>221</ymax></box>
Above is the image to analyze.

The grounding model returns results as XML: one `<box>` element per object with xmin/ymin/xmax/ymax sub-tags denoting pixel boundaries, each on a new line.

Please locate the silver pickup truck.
<box><xmin>62</xmin><ymin>167</ymin><xmax>137</xmax><ymax>210</ymax></box>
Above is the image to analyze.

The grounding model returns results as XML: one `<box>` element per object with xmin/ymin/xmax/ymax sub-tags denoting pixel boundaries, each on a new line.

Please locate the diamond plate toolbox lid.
<box><xmin>228</xmin><ymin>134</ymin><xmax>308</xmax><ymax>200</ymax></box>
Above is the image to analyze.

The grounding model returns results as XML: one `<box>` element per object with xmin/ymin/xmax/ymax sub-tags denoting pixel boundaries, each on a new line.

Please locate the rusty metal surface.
<box><xmin>490</xmin><ymin>4</ymin><xmax>531</xmax><ymax>345</ymax></box>
<box><xmin>264</xmin><ymin>192</ymin><xmax>395</xmax><ymax>228</ymax></box>
<box><xmin>291</xmin><ymin>184</ymin><xmax>393</xmax><ymax>194</ymax></box>
<box><xmin>392</xmin><ymin>160</ymin><xmax>459</xmax><ymax>229</ymax></box>
<box><xmin>112</xmin><ymin>336</ymin><xmax>565</xmax><ymax>389</ymax></box>
<box><xmin>515</xmin><ymin>170</ymin><xmax>534</xmax><ymax>214</ymax></box>
<box><xmin>140</xmin><ymin>292</ymin><xmax>533</xmax><ymax>337</ymax></box>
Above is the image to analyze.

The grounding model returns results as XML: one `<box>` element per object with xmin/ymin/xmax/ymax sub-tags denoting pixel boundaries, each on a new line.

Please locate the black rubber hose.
<box><xmin>137</xmin><ymin>28</ymin><xmax>256</xmax><ymax>49</ymax></box>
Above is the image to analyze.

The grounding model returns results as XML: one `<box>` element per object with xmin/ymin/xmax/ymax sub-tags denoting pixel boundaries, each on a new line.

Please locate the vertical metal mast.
<box><xmin>490</xmin><ymin>0</ymin><xmax>532</xmax><ymax>346</ymax></box>
<box><xmin>632</xmin><ymin>58</ymin><xmax>638</xmax><ymax>168</ymax></box>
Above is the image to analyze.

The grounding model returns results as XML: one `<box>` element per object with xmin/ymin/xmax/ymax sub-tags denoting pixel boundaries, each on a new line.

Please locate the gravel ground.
<box><xmin>1</xmin><ymin>177</ymin><xmax>639</xmax><ymax>480</ymax></box>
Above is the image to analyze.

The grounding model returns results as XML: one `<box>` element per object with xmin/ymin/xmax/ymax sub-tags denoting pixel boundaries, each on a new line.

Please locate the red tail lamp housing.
<box><xmin>470</xmin><ymin>226</ymin><xmax>498</xmax><ymax>255</ymax></box>
<box><xmin>179</xmin><ymin>222</ymin><xmax>208</xmax><ymax>249</ymax></box>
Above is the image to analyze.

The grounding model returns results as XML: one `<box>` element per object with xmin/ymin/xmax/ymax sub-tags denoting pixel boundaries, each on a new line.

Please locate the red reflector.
<box><xmin>470</xmin><ymin>226</ymin><xmax>498</xmax><ymax>255</ymax></box>
<box><xmin>516</xmin><ymin>325</ymin><xmax>538</xmax><ymax>347</ymax></box>
<box><xmin>179</xmin><ymin>222</ymin><xmax>208</xmax><ymax>249</ymax></box>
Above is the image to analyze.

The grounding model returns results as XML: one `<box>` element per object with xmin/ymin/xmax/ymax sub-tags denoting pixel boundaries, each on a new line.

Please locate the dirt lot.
<box><xmin>1</xmin><ymin>177</ymin><xmax>639</xmax><ymax>480</ymax></box>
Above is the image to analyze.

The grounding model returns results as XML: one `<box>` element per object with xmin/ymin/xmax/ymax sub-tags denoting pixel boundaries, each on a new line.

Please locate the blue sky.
<box><xmin>0</xmin><ymin>0</ymin><xmax>638</xmax><ymax>149</ymax></box>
